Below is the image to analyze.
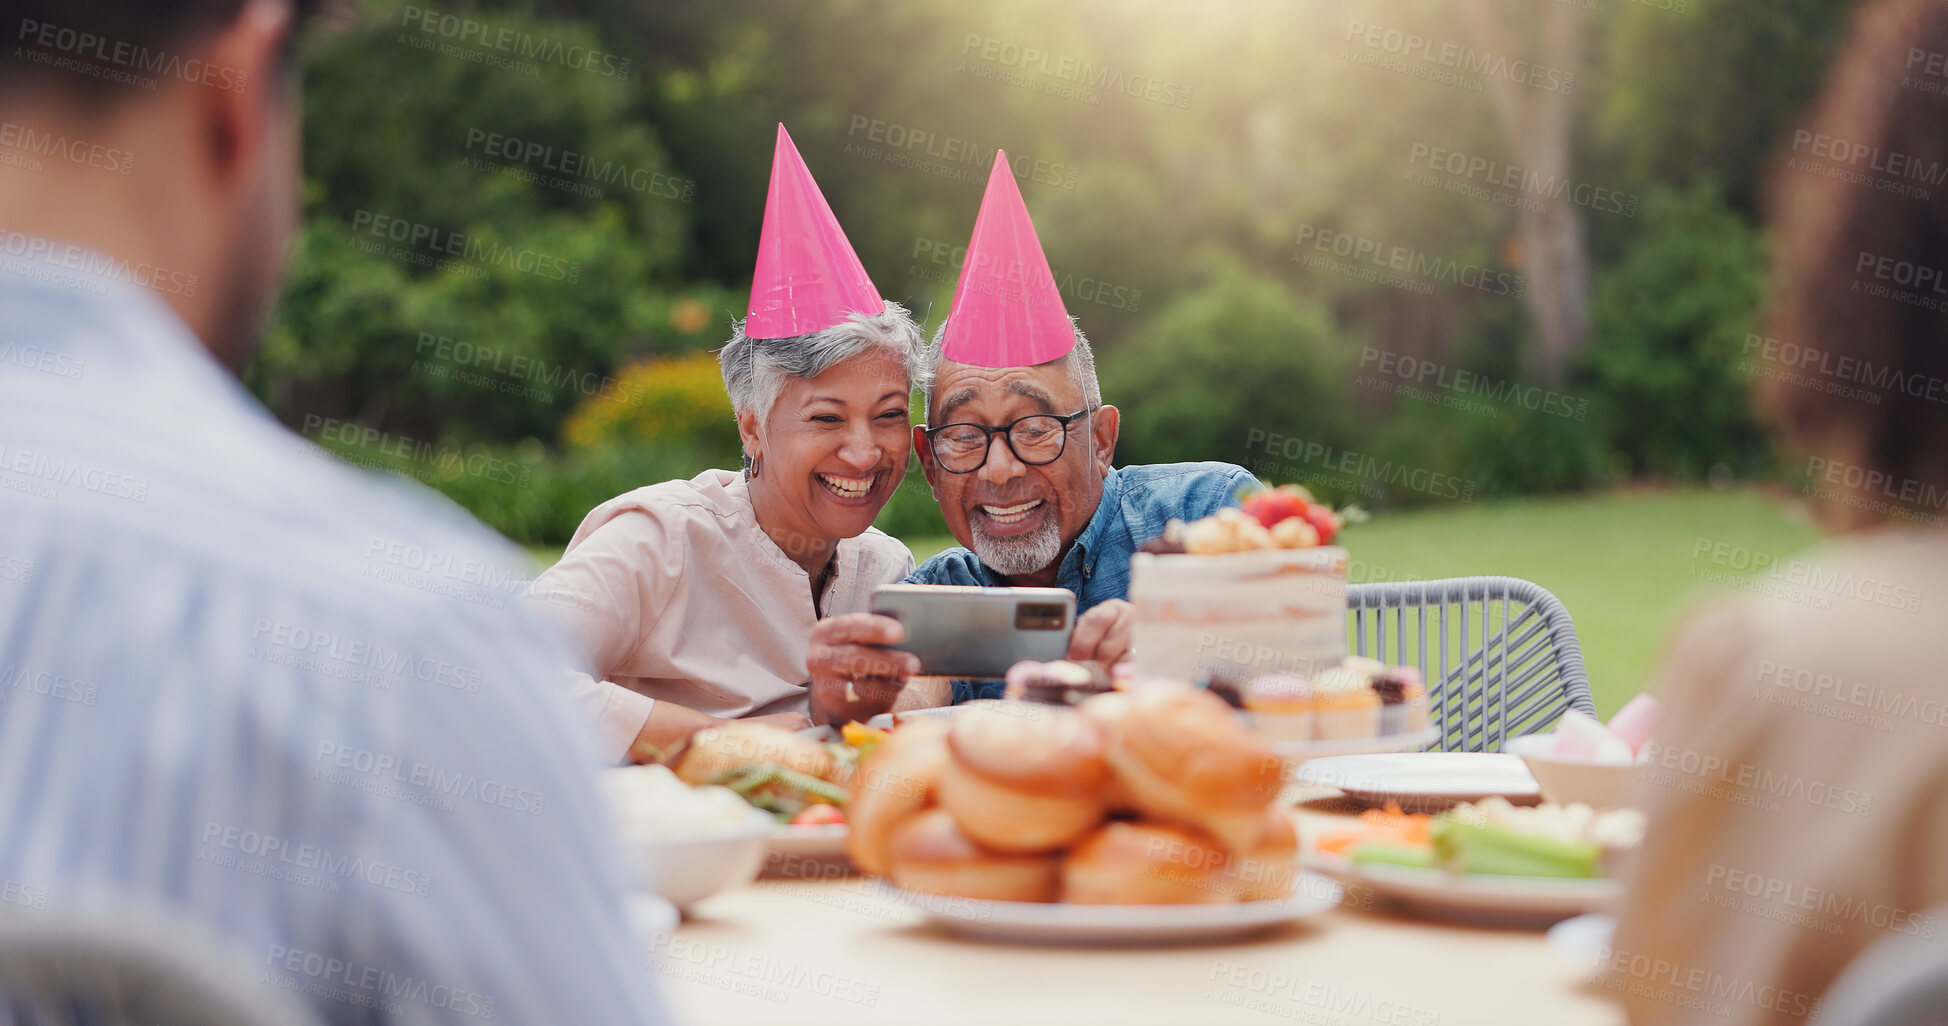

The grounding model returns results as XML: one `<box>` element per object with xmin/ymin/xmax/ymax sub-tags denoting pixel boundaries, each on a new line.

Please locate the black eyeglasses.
<box><xmin>923</xmin><ymin>408</ymin><xmax>1096</xmax><ymax>474</ymax></box>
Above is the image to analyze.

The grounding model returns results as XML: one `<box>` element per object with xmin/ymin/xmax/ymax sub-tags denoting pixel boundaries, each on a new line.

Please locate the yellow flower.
<box><xmin>563</xmin><ymin>351</ymin><xmax>733</xmax><ymax>451</ymax></box>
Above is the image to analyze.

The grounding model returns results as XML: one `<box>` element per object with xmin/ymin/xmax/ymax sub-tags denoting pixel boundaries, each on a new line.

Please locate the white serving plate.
<box><xmin>1308</xmin><ymin>851</ymin><xmax>1618</xmax><ymax>925</ymax></box>
<box><xmin>878</xmin><ymin>873</ymin><xmax>1340</xmax><ymax>945</ymax></box>
<box><xmin>1546</xmin><ymin>913</ymin><xmax>1617</xmax><ymax>963</ymax></box>
<box><xmin>762</xmin><ymin>823</ymin><xmax>855</xmax><ymax>879</ymax></box>
<box><xmin>865</xmin><ymin>698</ymin><xmax>1012</xmax><ymax>730</ymax></box>
<box><xmin>1293</xmin><ymin>751</ymin><xmax>1539</xmax><ymax>810</ymax></box>
<box><xmin>1271</xmin><ymin>726</ymin><xmax>1441</xmax><ymax>763</ymax></box>
<box><xmin>766</xmin><ymin>823</ymin><xmax>850</xmax><ymax>861</ymax></box>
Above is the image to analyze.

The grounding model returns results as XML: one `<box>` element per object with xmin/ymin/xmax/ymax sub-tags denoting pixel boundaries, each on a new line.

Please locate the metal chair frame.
<box><xmin>1346</xmin><ymin>576</ymin><xmax>1595</xmax><ymax>753</ymax></box>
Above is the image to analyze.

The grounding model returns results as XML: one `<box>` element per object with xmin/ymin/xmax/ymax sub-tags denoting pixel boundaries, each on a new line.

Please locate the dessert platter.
<box><xmin>1128</xmin><ymin>488</ymin><xmax>1438</xmax><ymax>761</ymax></box>
<box><xmin>1247</xmin><ymin>659</ymin><xmax>1440</xmax><ymax>761</ymax></box>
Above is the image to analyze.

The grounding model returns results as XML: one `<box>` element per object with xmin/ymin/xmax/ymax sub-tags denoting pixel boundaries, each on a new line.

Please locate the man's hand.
<box><xmin>1068</xmin><ymin>598</ymin><xmax>1134</xmax><ymax>667</ymax></box>
<box><xmin>806</xmin><ymin>613</ymin><xmax>921</xmax><ymax>726</ymax></box>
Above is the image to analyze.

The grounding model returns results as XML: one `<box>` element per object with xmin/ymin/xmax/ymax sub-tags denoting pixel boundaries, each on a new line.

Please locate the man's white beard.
<box><xmin>969</xmin><ymin>513</ymin><xmax>1063</xmax><ymax>578</ymax></box>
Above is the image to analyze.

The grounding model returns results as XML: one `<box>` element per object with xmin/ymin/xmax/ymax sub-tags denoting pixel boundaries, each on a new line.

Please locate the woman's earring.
<box><xmin>746</xmin><ymin>454</ymin><xmax>763</xmax><ymax>480</ymax></box>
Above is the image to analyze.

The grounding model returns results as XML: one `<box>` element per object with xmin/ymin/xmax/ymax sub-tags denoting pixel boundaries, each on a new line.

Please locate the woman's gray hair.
<box><xmin>915</xmin><ymin>316</ymin><xmax>1100</xmax><ymax>421</ymax></box>
<box><xmin>718</xmin><ymin>301</ymin><xmax>925</xmax><ymax>420</ymax></box>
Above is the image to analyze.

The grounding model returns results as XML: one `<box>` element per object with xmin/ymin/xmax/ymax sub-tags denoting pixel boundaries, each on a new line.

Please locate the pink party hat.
<box><xmin>746</xmin><ymin>124</ymin><xmax>883</xmax><ymax>339</ymax></box>
<box><xmin>938</xmin><ymin>151</ymin><xmax>1076</xmax><ymax>367</ymax></box>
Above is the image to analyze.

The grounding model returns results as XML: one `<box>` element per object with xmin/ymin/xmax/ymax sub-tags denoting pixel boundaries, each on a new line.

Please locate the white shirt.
<box><xmin>0</xmin><ymin>236</ymin><xmax>666</xmax><ymax>1025</ymax></box>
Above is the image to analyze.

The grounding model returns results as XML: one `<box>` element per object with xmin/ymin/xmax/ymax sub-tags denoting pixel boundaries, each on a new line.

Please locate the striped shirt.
<box><xmin>0</xmin><ymin>238</ymin><xmax>666</xmax><ymax>1024</ymax></box>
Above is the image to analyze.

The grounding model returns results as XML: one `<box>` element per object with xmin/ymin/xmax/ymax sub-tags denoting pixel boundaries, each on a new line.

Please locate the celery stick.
<box><xmin>1349</xmin><ymin>842</ymin><xmax>1439</xmax><ymax>869</ymax></box>
<box><xmin>1432</xmin><ymin>820</ymin><xmax>1601</xmax><ymax>878</ymax></box>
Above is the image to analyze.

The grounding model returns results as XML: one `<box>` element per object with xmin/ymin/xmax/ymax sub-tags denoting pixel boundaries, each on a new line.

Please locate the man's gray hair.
<box><xmin>915</xmin><ymin>317</ymin><xmax>1102</xmax><ymax>421</ymax></box>
<box><xmin>718</xmin><ymin>301</ymin><xmax>925</xmax><ymax>419</ymax></box>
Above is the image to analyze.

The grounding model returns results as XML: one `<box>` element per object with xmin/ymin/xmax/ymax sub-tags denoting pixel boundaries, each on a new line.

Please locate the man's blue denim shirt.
<box><xmin>905</xmin><ymin>461</ymin><xmax>1260</xmax><ymax>702</ymax></box>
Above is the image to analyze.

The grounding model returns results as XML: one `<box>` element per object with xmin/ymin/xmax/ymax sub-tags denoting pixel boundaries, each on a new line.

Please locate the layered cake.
<box><xmin>1127</xmin><ymin>486</ymin><xmax>1429</xmax><ymax>743</ymax></box>
<box><xmin>1129</xmin><ymin>492</ymin><xmax>1350</xmax><ymax>683</ymax></box>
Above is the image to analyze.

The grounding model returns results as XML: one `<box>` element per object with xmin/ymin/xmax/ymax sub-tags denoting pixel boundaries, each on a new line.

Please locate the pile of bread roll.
<box><xmin>846</xmin><ymin>687</ymin><xmax>1299</xmax><ymax>904</ymax></box>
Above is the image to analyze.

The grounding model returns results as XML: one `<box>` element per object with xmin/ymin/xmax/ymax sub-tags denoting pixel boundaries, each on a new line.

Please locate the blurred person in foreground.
<box><xmin>1610</xmin><ymin>0</ymin><xmax>1948</xmax><ymax>1021</ymax></box>
<box><xmin>803</xmin><ymin>153</ymin><xmax>1258</xmax><ymax>726</ymax></box>
<box><xmin>0</xmin><ymin>2</ymin><xmax>664</xmax><ymax>1022</ymax></box>
<box><xmin>530</xmin><ymin>125</ymin><xmax>921</xmax><ymax>763</ymax></box>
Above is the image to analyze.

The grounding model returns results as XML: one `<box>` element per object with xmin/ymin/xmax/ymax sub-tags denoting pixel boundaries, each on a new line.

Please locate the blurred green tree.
<box><xmin>252</xmin><ymin>0</ymin><xmax>729</xmax><ymax>445</ymax></box>
<box><xmin>1102</xmin><ymin>261</ymin><xmax>1353</xmax><ymax>484</ymax></box>
<box><xmin>256</xmin><ymin>0</ymin><xmax>1862</xmax><ymax>546</ymax></box>
<box><xmin>1583</xmin><ymin>184</ymin><xmax>1767</xmax><ymax>480</ymax></box>
<box><xmin>1590</xmin><ymin>0</ymin><xmax>1856</xmax><ymax>220</ymax></box>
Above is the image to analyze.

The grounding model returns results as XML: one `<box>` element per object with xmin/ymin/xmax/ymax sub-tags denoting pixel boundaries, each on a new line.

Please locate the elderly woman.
<box><xmin>533</xmin><ymin>126</ymin><xmax>921</xmax><ymax>762</ymax></box>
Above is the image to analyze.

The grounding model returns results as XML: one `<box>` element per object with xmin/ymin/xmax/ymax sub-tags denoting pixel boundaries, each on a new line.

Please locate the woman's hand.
<box><xmin>806</xmin><ymin>612</ymin><xmax>920</xmax><ymax>726</ymax></box>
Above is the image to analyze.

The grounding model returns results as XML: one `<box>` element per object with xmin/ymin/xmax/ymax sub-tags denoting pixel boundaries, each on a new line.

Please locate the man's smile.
<box><xmin>972</xmin><ymin>496</ymin><xmax>1054</xmax><ymax>536</ymax></box>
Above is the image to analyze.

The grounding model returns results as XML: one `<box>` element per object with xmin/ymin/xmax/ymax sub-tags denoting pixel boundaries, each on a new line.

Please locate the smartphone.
<box><xmin>870</xmin><ymin>584</ymin><xmax>1076</xmax><ymax>679</ymax></box>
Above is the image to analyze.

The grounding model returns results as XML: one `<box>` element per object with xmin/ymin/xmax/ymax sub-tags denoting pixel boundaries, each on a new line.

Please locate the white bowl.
<box><xmin>1505</xmin><ymin>735</ymin><xmax>1637</xmax><ymax>810</ymax></box>
<box><xmin>620</xmin><ymin>824</ymin><xmax>770</xmax><ymax>908</ymax></box>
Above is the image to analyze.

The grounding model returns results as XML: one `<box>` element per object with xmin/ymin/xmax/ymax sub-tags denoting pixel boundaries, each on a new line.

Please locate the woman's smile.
<box><xmin>815</xmin><ymin>470</ymin><xmax>882</xmax><ymax>505</ymax></box>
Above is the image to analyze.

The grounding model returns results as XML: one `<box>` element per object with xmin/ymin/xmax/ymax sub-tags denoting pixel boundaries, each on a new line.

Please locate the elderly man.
<box><xmin>806</xmin><ymin>153</ymin><xmax>1256</xmax><ymax>725</ymax></box>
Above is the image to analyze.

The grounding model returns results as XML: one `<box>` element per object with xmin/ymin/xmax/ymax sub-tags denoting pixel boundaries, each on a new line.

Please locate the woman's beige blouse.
<box><xmin>531</xmin><ymin>468</ymin><xmax>913</xmax><ymax>761</ymax></box>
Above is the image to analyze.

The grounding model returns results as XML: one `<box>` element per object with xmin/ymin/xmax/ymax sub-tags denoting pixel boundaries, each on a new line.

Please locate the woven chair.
<box><xmin>0</xmin><ymin>902</ymin><xmax>326</xmax><ymax>1026</ymax></box>
<box><xmin>1345</xmin><ymin>576</ymin><xmax>1595</xmax><ymax>753</ymax></box>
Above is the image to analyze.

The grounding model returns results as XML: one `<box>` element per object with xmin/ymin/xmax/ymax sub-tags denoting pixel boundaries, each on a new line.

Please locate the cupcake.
<box><xmin>1199</xmin><ymin>672</ymin><xmax>1250</xmax><ymax>710</ymax></box>
<box><xmin>1242</xmin><ymin>674</ymin><xmax>1314</xmax><ymax>742</ymax></box>
<box><xmin>1312</xmin><ymin>659</ymin><xmax>1382</xmax><ymax>739</ymax></box>
<box><xmin>1340</xmin><ymin>656</ymin><xmax>1387</xmax><ymax>680</ymax></box>
<box><xmin>1371</xmin><ymin>666</ymin><xmax>1429</xmax><ymax>735</ymax></box>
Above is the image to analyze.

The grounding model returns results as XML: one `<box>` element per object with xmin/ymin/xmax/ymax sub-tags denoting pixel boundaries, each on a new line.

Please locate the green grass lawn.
<box><xmin>533</xmin><ymin>486</ymin><xmax>1825</xmax><ymax>718</ymax></box>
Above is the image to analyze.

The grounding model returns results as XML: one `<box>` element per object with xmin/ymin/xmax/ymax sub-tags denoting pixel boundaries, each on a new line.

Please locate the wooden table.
<box><xmin>652</xmin><ymin>792</ymin><xmax>1627</xmax><ymax>1026</ymax></box>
